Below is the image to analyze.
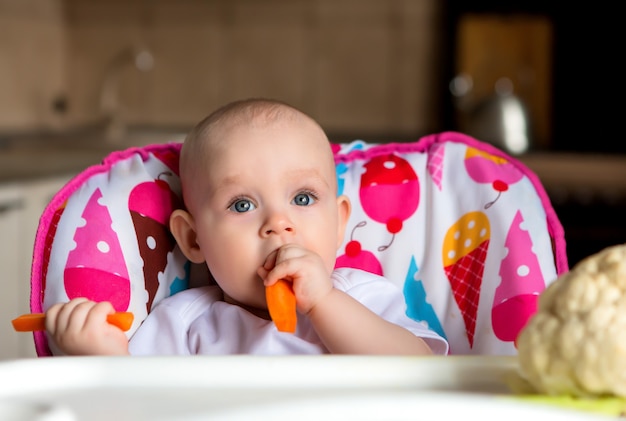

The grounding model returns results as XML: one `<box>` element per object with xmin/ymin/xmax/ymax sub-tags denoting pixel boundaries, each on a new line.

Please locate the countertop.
<box><xmin>1</xmin><ymin>133</ymin><xmax>625</xmax><ymax>199</ymax></box>
<box><xmin>518</xmin><ymin>153</ymin><xmax>626</xmax><ymax>198</ymax></box>
<box><xmin>0</xmin><ymin>128</ymin><xmax>187</xmax><ymax>184</ymax></box>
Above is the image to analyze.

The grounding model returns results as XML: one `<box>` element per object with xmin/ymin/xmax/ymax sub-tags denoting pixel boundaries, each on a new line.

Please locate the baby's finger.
<box><xmin>84</xmin><ymin>301</ymin><xmax>116</xmax><ymax>329</ymax></box>
<box><xmin>45</xmin><ymin>298</ymin><xmax>89</xmax><ymax>333</ymax></box>
<box><xmin>44</xmin><ymin>303</ymin><xmax>63</xmax><ymax>334</ymax></box>
<box><xmin>257</xmin><ymin>266</ymin><xmax>270</xmax><ymax>283</ymax></box>
<box><xmin>264</xmin><ymin>258</ymin><xmax>298</xmax><ymax>286</ymax></box>
<box><xmin>262</xmin><ymin>249</ymin><xmax>278</xmax><ymax>271</ymax></box>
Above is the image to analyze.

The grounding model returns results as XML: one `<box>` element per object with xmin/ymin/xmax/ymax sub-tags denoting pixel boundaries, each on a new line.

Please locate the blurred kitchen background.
<box><xmin>0</xmin><ymin>0</ymin><xmax>624</xmax><ymax>269</ymax></box>
<box><xmin>1</xmin><ymin>0</ymin><xmax>625</xmax><ymax>359</ymax></box>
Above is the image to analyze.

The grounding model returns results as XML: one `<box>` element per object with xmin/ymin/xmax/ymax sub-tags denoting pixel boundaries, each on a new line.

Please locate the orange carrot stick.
<box><xmin>11</xmin><ymin>312</ymin><xmax>134</xmax><ymax>332</ymax></box>
<box><xmin>266</xmin><ymin>279</ymin><xmax>297</xmax><ymax>333</ymax></box>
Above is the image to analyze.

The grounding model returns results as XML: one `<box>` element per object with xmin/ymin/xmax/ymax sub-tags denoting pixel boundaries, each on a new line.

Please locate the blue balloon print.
<box><xmin>403</xmin><ymin>256</ymin><xmax>446</xmax><ymax>340</ymax></box>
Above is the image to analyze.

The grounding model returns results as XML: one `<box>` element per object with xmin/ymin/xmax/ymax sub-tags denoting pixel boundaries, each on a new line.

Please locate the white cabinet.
<box><xmin>0</xmin><ymin>184</ymin><xmax>25</xmax><ymax>360</ymax></box>
<box><xmin>0</xmin><ymin>175</ymin><xmax>71</xmax><ymax>360</ymax></box>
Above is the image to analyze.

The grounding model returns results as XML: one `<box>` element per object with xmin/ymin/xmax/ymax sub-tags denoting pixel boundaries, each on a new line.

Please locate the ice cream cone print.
<box><xmin>492</xmin><ymin>210</ymin><xmax>546</xmax><ymax>343</ymax></box>
<box><xmin>427</xmin><ymin>142</ymin><xmax>445</xmax><ymax>190</ymax></box>
<box><xmin>128</xmin><ymin>172</ymin><xmax>182</xmax><ymax>312</ymax></box>
<box><xmin>442</xmin><ymin>211</ymin><xmax>491</xmax><ymax>348</ymax></box>
<box><xmin>335</xmin><ymin>221</ymin><xmax>384</xmax><ymax>276</ymax></box>
<box><xmin>64</xmin><ymin>189</ymin><xmax>131</xmax><ymax>312</ymax></box>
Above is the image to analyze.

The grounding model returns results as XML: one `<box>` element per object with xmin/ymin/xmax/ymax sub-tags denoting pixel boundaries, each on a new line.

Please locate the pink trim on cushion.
<box><xmin>30</xmin><ymin>143</ymin><xmax>182</xmax><ymax>356</ymax></box>
<box><xmin>333</xmin><ymin>131</ymin><xmax>568</xmax><ymax>276</ymax></box>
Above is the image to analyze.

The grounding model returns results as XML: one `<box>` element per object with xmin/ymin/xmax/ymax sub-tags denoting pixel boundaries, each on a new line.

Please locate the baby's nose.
<box><xmin>260</xmin><ymin>212</ymin><xmax>295</xmax><ymax>237</ymax></box>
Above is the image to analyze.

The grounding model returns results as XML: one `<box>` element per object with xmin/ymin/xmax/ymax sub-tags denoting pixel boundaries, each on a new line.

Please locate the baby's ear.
<box><xmin>169</xmin><ymin>209</ymin><xmax>205</xmax><ymax>263</ymax></box>
<box><xmin>336</xmin><ymin>194</ymin><xmax>352</xmax><ymax>249</ymax></box>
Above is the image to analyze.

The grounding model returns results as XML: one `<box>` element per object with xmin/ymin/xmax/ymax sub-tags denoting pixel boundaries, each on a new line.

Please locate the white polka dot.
<box><xmin>517</xmin><ymin>265</ymin><xmax>530</xmax><ymax>277</ymax></box>
<box><xmin>383</xmin><ymin>160</ymin><xmax>396</xmax><ymax>170</ymax></box>
<box><xmin>519</xmin><ymin>219</ymin><xmax>529</xmax><ymax>231</ymax></box>
<box><xmin>467</xmin><ymin>219</ymin><xmax>476</xmax><ymax>229</ymax></box>
<box><xmin>448</xmin><ymin>250</ymin><xmax>456</xmax><ymax>259</ymax></box>
<box><xmin>464</xmin><ymin>238</ymin><xmax>472</xmax><ymax>248</ymax></box>
<box><xmin>453</xmin><ymin>230</ymin><xmax>460</xmax><ymax>240</ymax></box>
<box><xmin>97</xmin><ymin>241</ymin><xmax>110</xmax><ymax>253</ymax></box>
<box><xmin>146</xmin><ymin>236</ymin><xmax>156</xmax><ymax>250</ymax></box>
<box><xmin>480</xmin><ymin>228</ymin><xmax>487</xmax><ymax>238</ymax></box>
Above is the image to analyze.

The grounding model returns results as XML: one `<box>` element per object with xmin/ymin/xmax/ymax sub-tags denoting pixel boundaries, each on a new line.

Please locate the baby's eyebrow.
<box><xmin>216</xmin><ymin>174</ymin><xmax>242</xmax><ymax>188</ymax></box>
<box><xmin>285</xmin><ymin>168</ymin><xmax>331</xmax><ymax>187</ymax></box>
<box><xmin>206</xmin><ymin>175</ymin><xmax>243</xmax><ymax>200</ymax></box>
<box><xmin>213</xmin><ymin>168</ymin><xmax>331</xmax><ymax>193</ymax></box>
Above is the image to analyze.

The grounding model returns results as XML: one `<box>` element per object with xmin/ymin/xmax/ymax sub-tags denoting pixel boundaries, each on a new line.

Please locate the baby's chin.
<box><xmin>222</xmin><ymin>289</ymin><xmax>271</xmax><ymax>319</ymax></box>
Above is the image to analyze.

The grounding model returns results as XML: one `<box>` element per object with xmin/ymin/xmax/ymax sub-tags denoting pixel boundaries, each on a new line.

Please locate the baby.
<box><xmin>45</xmin><ymin>98</ymin><xmax>448</xmax><ymax>356</ymax></box>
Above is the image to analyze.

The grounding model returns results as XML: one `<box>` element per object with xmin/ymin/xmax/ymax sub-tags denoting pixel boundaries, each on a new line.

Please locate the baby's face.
<box><xmin>187</xmin><ymin>116</ymin><xmax>346</xmax><ymax>309</ymax></box>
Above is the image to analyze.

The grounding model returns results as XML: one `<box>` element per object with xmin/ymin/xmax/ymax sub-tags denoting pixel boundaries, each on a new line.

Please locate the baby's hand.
<box><xmin>45</xmin><ymin>298</ymin><xmax>129</xmax><ymax>356</ymax></box>
<box><xmin>258</xmin><ymin>244</ymin><xmax>333</xmax><ymax>314</ymax></box>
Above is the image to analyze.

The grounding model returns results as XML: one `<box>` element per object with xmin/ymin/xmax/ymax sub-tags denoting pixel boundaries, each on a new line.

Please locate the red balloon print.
<box><xmin>359</xmin><ymin>154</ymin><xmax>420</xmax><ymax>250</ymax></box>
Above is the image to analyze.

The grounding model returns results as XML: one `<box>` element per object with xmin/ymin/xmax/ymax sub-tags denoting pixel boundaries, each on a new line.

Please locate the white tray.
<box><xmin>0</xmin><ymin>356</ymin><xmax>606</xmax><ymax>421</ymax></box>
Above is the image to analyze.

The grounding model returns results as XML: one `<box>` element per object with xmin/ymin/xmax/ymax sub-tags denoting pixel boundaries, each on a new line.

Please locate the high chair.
<box><xmin>29</xmin><ymin>131</ymin><xmax>568</xmax><ymax>356</ymax></box>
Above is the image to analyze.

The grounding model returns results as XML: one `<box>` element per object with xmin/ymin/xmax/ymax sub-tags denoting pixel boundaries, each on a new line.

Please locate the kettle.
<box><xmin>451</xmin><ymin>75</ymin><xmax>532</xmax><ymax>155</ymax></box>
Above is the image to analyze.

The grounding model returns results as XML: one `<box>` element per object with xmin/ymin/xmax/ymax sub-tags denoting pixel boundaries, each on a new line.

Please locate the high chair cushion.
<box><xmin>30</xmin><ymin>131</ymin><xmax>568</xmax><ymax>356</ymax></box>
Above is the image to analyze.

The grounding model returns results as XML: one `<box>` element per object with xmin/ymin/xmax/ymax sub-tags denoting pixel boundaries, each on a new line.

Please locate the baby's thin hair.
<box><xmin>186</xmin><ymin>98</ymin><xmax>308</xmax><ymax>147</ymax></box>
<box><xmin>179</xmin><ymin>98</ymin><xmax>326</xmax><ymax>199</ymax></box>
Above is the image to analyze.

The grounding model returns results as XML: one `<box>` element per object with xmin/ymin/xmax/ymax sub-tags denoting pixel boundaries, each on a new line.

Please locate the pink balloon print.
<box><xmin>464</xmin><ymin>147</ymin><xmax>523</xmax><ymax>209</ymax></box>
<box><xmin>359</xmin><ymin>154</ymin><xmax>419</xmax><ymax>250</ymax></box>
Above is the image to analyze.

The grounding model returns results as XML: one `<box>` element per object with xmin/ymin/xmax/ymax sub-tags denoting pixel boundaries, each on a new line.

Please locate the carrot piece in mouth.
<box><xmin>266</xmin><ymin>279</ymin><xmax>297</xmax><ymax>333</ymax></box>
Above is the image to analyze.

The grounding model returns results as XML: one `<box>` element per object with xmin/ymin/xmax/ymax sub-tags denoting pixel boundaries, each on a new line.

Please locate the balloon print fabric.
<box><xmin>32</xmin><ymin>132</ymin><xmax>567</xmax><ymax>356</ymax></box>
<box><xmin>333</xmin><ymin>132</ymin><xmax>567</xmax><ymax>355</ymax></box>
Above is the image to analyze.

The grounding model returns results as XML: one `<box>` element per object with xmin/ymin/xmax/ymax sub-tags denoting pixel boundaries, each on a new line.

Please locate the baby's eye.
<box><xmin>292</xmin><ymin>192</ymin><xmax>316</xmax><ymax>206</ymax></box>
<box><xmin>229</xmin><ymin>199</ymin><xmax>256</xmax><ymax>213</ymax></box>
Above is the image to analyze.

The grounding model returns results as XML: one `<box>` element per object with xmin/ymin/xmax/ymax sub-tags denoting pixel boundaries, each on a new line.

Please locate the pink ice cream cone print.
<box><xmin>360</xmin><ymin>154</ymin><xmax>419</xmax><ymax>250</ymax></box>
<box><xmin>64</xmin><ymin>189</ymin><xmax>131</xmax><ymax>312</ymax></box>
<box><xmin>129</xmin><ymin>172</ymin><xmax>182</xmax><ymax>312</ymax></box>
<box><xmin>442</xmin><ymin>211</ymin><xmax>491</xmax><ymax>348</ymax></box>
<box><xmin>463</xmin><ymin>147</ymin><xmax>523</xmax><ymax>209</ymax></box>
<box><xmin>492</xmin><ymin>210</ymin><xmax>546</xmax><ymax>343</ymax></box>
<box><xmin>427</xmin><ymin>142</ymin><xmax>445</xmax><ymax>190</ymax></box>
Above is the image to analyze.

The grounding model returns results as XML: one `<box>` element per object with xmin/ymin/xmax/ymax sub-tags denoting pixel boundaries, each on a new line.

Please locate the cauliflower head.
<box><xmin>517</xmin><ymin>243</ymin><xmax>626</xmax><ymax>397</ymax></box>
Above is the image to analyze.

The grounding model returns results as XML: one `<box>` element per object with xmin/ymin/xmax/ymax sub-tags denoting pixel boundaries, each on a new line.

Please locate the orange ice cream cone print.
<box><xmin>442</xmin><ymin>211</ymin><xmax>490</xmax><ymax>348</ymax></box>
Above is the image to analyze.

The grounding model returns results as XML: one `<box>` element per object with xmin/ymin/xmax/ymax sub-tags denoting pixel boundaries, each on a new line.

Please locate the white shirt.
<box><xmin>128</xmin><ymin>267</ymin><xmax>449</xmax><ymax>355</ymax></box>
